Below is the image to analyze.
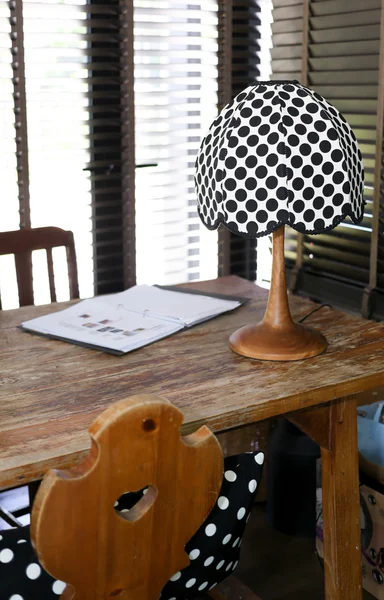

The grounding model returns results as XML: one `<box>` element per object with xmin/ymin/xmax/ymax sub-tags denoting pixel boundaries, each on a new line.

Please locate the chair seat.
<box><xmin>0</xmin><ymin>451</ymin><xmax>264</xmax><ymax>599</ymax></box>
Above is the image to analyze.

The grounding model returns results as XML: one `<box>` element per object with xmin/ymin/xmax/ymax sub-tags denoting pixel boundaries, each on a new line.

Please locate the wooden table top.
<box><xmin>1</xmin><ymin>275</ymin><xmax>384</xmax><ymax>490</ymax></box>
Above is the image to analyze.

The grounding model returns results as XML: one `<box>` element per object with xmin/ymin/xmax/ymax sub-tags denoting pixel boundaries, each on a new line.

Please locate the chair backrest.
<box><xmin>0</xmin><ymin>226</ymin><xmax>79</xmax><ymax>307</ymax></box>
<box><xmin>30</xmin><ymin>395</ymin><xmax>223</xmax><ymax>600</ymax></box>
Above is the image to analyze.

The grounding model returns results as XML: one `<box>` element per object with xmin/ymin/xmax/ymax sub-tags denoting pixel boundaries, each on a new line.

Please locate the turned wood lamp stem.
<box><xmin>229</xmin><ymin>225</ymin><xmax>327</xmax><ymax>361</ymax></box>
<box><xmin>263</xmin><ymin>226</ymin><xmax>293</xmax><ymax>329</ymax></box>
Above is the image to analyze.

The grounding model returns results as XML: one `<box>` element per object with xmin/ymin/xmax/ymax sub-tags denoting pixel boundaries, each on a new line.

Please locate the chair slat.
<box><xmin>0</xmin><ymin>227</ymin><xmax>80</xmax><ymax>307</ymax></box>
<box><xmin>46</xmin><ymin>248</ymin><xmax>57</xmax><ymax>303</ymax></box>
<box><xmin>14</xmin><ymin>252</ymin><xmax>34</xmax><ymax>306</ymax></box>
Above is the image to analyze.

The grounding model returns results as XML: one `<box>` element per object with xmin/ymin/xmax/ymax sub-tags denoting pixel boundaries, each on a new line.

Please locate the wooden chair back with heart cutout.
<box><xmin>30</xmin><ymin>395</ymin><xmax>224</xmax><ymax>600</ymax></box>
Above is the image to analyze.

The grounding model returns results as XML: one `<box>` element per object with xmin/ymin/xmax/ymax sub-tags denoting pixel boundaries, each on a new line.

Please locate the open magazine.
<box><xmin>21</xmin><ymin>285</ymin><xmax>246</xmax><ymax>355</ymax></box>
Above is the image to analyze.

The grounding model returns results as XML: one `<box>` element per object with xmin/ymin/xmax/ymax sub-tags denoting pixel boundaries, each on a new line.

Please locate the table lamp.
<box><xmin>195</xmin><ymin>81</ymin><xmax>365</xmax><ymax>361</ymax></box>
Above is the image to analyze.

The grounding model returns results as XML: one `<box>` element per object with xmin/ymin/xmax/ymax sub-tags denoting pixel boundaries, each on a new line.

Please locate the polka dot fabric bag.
<box><xmin>0</xmin><ymin>451</ymin><xmax>263</xmax><ymax>599</ymax></box>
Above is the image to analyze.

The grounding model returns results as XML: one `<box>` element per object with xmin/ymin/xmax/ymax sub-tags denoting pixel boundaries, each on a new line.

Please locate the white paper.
<box><xmin>22</xmin><ymin>299</ymin><xmax>182</xmax><ymax>353</ymax></box>
<box><xmin>106</xmin><ymin>285</ymin><xmax>241</xmax><ymax>326</ymax></box>
<box><xmin>21</xmin><ymin>286</ymin><xmax>242</xmax><ymax>354</ymax></box>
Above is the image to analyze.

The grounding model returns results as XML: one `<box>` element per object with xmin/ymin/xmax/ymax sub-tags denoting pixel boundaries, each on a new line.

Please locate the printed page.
<box><xmin>104</xmin><ymin>284</ymin><xmax>241</xmax><ymax>326</ymax></box>
<box><xmin>21</xmin><ymin>299</ymin><xmax>183</xmax><ymax>353</ymax></box>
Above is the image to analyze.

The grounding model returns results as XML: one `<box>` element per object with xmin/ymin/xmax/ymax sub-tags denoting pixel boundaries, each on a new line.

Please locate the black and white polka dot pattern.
<box><xmin>0</xmin><ymin>452</ymin><xmax>263</xmax><ymax>599</ymax></box>
<box><xmin>195</xmin><ymin>80</ymin><xmax>365</xmax><ymax>238</ymax></box>
<box><xmin>160</xmin><ymin>451</ymin><xmax>264</xmax><ymax>599</ymax></box>
<box><xmin>0</xmin><ymin>529</ymin><xmax>66</xmax><ymax>599</ymax></box>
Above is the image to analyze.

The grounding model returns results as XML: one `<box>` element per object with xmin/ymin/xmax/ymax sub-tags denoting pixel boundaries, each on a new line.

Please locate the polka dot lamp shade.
<box><xmin>195</xmin><ymin>80</ymin><xmax>365</xmax><ymax>238</ymax></box>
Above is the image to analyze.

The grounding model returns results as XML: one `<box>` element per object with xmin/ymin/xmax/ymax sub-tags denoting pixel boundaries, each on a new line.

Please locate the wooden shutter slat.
<box><xmin>309</xmin><ymin>55</ymin><xmax>379</xmax><ymax>70</ymax></box>
<box><xmin>311</xmin><ymin>24</ymin><xmax>379</xmax><ymax>43</ymax></box>
<box><xmin>273</xmin><ymin>0</ymin><xmax>383</xmax><ymax>313</ymax></box>
<box><xmin>272</xmin><ymin>31</ymin><xmax>303</xmax><ymax>45</ymax></box>
<box><xmin>310</xmin><ymin>9</ymin><xmax>381</xmax><ymax>29</ymax></box>
<box><xmin>310</xmin><ymin>71</ymin><xmax>379</xmax><ymax>85</ymax></box>
<box><xmin>272</xmin><ymin>17</ymin><xmax>303</xmax><ymax>33</ymax></box>
<box><xmin>272</xmin><ymin>58</ymin><xmax>302</xmax><ymax>72</ymax></box>
<box><xmin>273</xmin><ymin>0</ymin><xmax>303</xmax><ymax>6</ymax></box>
<box><xmin>309</xmin><ymin>40</ymin><xmax>380</xmax><ymax>57</ymax></box>
<box><xmin>271</xmin><ymin>45</ymin><xmax>303</xmax><ymax>59</ymax></box>
<box><xmin>312</xmin><ymin>85</ymin><xmax>378</xmax><ymax>100</ymax></box>
<box><xmin>273</xmin><ymin>5</ymin><xmax>302</xmax><ymax>19</ymax></box>
<box><xmin>311</xmin><ymin>0</ymin><xmax>381</xmax><ymax>17</ymax></box>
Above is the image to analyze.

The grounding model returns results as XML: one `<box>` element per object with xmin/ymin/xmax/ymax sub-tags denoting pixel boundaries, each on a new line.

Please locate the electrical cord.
<box><xmin>298</xmin><ymin>303</ymin><xmax>333</xmax><ymax>323</ymax></box>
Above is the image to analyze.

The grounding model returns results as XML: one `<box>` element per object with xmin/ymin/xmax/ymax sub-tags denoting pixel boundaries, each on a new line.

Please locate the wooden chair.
<box><xmin>0</xmin><ymin>395</ymin><xmax>263</xmax><ymax>599</ymax></box>
<box><xmin>0</xmin><ymin>226</ymin><xmax>79</xmax><ymax>308</ymax></box>
<box><xmin>0</xmin><ymin>226</ymin><xmax>79</xmax><ymax>525</ymax></box>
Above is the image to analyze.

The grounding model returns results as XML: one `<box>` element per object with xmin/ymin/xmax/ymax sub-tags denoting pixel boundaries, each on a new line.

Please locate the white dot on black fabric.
<box><xmin>26</xmin><ymin>563</ymin><xmax>41</xmax><ymax>580</ymax></box>
<box><xmin>205</xmin><ymin>523</ymin><xmax>217</xmax><ymax>537</ymax></box>
<box><xmin>53</xmin><ymin>581</ymin><xmax>66</xmax><ymax>595</ymax></box>
<box><xmin>189</xmin><ymin>549</ymin><xmax>200</xmax><ymax>560</ymax></box>
<box><xmin>0</xmin><ymin>548</ymin><xmax>14</xmax><ymax>563</ymax></box>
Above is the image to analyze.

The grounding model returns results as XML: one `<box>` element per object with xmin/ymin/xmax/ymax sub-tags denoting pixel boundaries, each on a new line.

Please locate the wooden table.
<box><xmin>1</xmin><ymin>275</ymin><xmax>384</xmax><ymax>600</ymax></box>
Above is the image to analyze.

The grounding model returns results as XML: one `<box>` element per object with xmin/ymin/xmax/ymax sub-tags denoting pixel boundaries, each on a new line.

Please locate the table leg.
<box><xmin>321</xmin><ymin>397</ymin><xmax>362</xmax><ymax>600</ymax></box>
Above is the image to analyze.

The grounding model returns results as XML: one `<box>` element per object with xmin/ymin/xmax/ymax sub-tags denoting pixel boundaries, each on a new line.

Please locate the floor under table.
<box><xmin>238</xmin><ymin>502</ymin><xmax>375</xmax><ymax>600</ymax></box>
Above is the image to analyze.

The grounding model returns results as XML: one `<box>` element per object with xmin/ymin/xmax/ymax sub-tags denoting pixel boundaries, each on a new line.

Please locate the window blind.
<box><xmin>0</xmin><ymin>1</ymin><xmax>20</xmax><ymax>233</ymax></box>
<box><xmin>90</xmin><ymin>0</ymin><xmax>135</xmax><ymax>295</ymax></box>
<box><xmin>133</xmin><ymin>0</ymin><xmax>219</xmax><ymax>286</ymax></box>
<box><xmin>218</xmin><ymin>0</ymin><xmax>265</xmax><ymax>282</ymax></box>
<box><xmin>272</xmin><ymin>0</ymin><xmax>384</xmax><ymax>318</ymax></box>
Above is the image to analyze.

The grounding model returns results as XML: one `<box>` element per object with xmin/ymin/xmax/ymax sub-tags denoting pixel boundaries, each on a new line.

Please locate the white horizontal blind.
<box><xmin>0</xmin><ymin>1</ymin><xmax>24</xmax><ymax>308</ymax></box>
<box><xmin>0</xmin><ymin>2</ymin><xmax>19</xmax><ymax>233</ymax></box>
<box><xmin>23</xmin><ymin>0</ymin><xmax>93</xmax><ymax>302</ymax></box>
<box><xmin>0</xmin><ymin>0</ymin><xmax>94</xmax><ymax>309</ymax></box>
<box><xmin>134</xmin><ymin>0</ymin><xmax>219</xmax><ymax>285</ymax></box>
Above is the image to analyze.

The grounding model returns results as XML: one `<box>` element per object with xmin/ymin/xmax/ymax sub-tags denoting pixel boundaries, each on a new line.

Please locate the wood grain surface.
<box><xmin>1</xmin><ymin>275</ymin><xmax>384</xmax><ymax>489</ymax></box>
<box><xmin>31</xmin><ymin>395</ymin><xmax>223</xmax><ymax>600</ymax></box>
<box><xmin>321</xmin><ymin>397</ymin><xmax>362</xmax><ymax>600</ymax></box>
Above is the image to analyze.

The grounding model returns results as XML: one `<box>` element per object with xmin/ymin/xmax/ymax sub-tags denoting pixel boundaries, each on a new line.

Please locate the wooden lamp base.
<box><xmin>229</xmin><ymin>226</ymin><xmax>327</xmax><ymax>361</ymax></box>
